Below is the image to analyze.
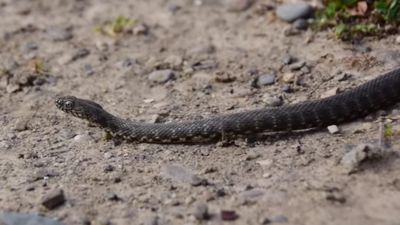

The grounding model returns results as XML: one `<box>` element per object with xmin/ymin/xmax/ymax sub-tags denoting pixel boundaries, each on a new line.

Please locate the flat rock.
<box><xmin>257</xmin><ymin>73</ymin><xmax>276</xmax><ymax>86</ymax></box>
<box><xmin>276</xmin><ymin>3</ymin><xmax>313</xmax><ymax>23</ymax></box>
<box><xmin>0</xmin><ymin>212</ymin><xmax>65</xmax><ymax>225</ymax></box>
<box><xmin>148</xmin><ymin>69</ymin><xmax>175</xmax><ymax>84</ymax></box>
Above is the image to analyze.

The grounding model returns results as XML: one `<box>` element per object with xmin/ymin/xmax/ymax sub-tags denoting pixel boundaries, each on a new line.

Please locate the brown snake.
<box><xmin>56</xmin><ymin>67</ymin><xmax>400</xmax><ymax>143</ymax></box>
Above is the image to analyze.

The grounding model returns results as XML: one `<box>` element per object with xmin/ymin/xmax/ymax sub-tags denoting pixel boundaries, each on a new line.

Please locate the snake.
<box><xmin>56</xmin><ymin>67</ymin><xmax>400</xmax><ymax>143</ymax></box>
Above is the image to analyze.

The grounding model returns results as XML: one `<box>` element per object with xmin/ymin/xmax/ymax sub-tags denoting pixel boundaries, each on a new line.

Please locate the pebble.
<box><xmin>83</xmin><ymin>64</ymin><xmax>95</xmax><ymax>76</ymax></box>
<box><xmin>281</xmin><ymin>84</ymin><xmax>292</xmax><ymax>93</ymax></box>
<box><xmin>148</xmin><ymin>69</ymin><xmax>175</xmax><ymax>84</ymax></box>
<box><xmin>71</xmin><ymin>48</ymin><xmax>90</xmax><ymax>62</ymax></box>
<box><xmin>341</xmin><ymin>144</ymin><xmax>382</xmax><ymax>172</ymax></box>
<box><xmin>321</xmin><ymin>87</ymin><xmax>339</xmax><ymax>98</ymax></box>
<box><xmin>161</xmin><ymin>164</ymin><xmax>206</xmax><ymax>186</ymax></box>
<box><xmin>270</xmin><ymin>215</ymin><xmax>288</xmax><ymax>223</ymax></box>
<box><xmin>224</xmin><ymin>0</ymin><xmax>253</xmax><ymax>12</ymax></box>
<box><xmin>240</xmin><ymin>188</ymin><xmax>265</xmax><ymax>203</ymax></box>
<box><xmin>293</xmin><ymin>18</ymin><xmax>308</xmax><ymax>30</ymax></box>
<box><xmin>47</xmin><ymin>27</ymin><xmax>73</xmax><ymax>42</ymax></box>
<box><xmin>336</xmin><ymin>73</ymin><xmax>351</xmax><ymax>82</ymax></box>
<box><xmin>276</xmin><ymin>3</ymin><xmax>313</xmax><ymax>23</ymax></box>
<box><xmin>41</xmin><ymin>189</ymin><xmax>66</xmax><ymax>210</ymax></box>
<box><xmin>257</xmin><ymin>73</ymin><xmax>276</xmax><ymax>86</ymax></box>
<box><xmin>103</xmin><ymin>164</ymin><xmax>115</xmax><ymax>173</ymax></box>
<box><xmin>73</xmin><ymin>134</ymin><xmax>92</xmax><ymax>143</ymax></box>
<box><xmin>396</xmin><ymin>36</ymin><xmax>400</xmax><ymax>44</ymax></box>
<box><xmin>0</xmin><ymin>212</ymin><xmax>65</xmax><ymax>225</ymax></box>
<box><xmin>164</xmin><ymin>55</ymin><xmax>183</xmax><ymax>69</ymax></box>
<box><xmin>325</xmin><ymin>191</ymin><xmax>346</xmax><ymax>204</ymax></box>
<box><xmin>327</xmin><ymin>125</ymin><xmax>339</xmax><ymax>134</ymax></box>
<box><xmin>282</xmin><ymin>55</ymin><xmax>295</xmax><ymax>65</ymax></box>
<box><xmin>107</xmin><ymin>193</ymin><xmax>121</xmax><ymax>201</ymax></box>
<box><xmin>289</xmin><ymin>61</ymin><xmax>305</xmax><ymax>71</ymax></box>
<box><xmin>121</xmin><ymin>58</ymin><xmax>134</xmax><ymax>68</ymax></box>
<box><xmin>282</xmin><ymin>72</ymin><xmax>295</xmax><ymax>83</ymax></box>
<box><xmin>193</xmin><ymin>203</ymin><xmax>210</xmax><ymax>220</ymax></box>
<box><xmin>220</xmin><ymin>210</ymin><xmax>238</xmax><ymax>221</ymax></box>
<box><xmin>263</xmin><ymin>94</ymin><xmax>284</xmax><ymax>107</ymax></box>
<box><xmin>14</xmin><ymin>118</ymin><xmax>29</xmax><ymax>131</ymax></box>
<box><xmin>133</xmin><ymin>23</ymin><xmax>149</xmax><ymax>35</ymax></box>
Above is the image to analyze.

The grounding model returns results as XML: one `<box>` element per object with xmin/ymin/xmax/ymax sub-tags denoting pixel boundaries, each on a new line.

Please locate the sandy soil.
<box><xmin>1</xmin><ymin>0</ymin><xmax>400</xmax><ymax>224</ymax></box>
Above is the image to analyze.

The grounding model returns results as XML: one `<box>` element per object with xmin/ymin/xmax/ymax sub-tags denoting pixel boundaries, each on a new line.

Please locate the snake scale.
<box><xmin>56</xmin><ymin>67</ymin><xmax>400</xmax><ymax>143</ymax></box>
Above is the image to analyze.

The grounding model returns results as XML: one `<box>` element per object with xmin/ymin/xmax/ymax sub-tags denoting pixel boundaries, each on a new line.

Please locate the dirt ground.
<box><xmin>1</xmin><ymin>0</ymin><xmax>400</xmax><ymax>224</ymax></box>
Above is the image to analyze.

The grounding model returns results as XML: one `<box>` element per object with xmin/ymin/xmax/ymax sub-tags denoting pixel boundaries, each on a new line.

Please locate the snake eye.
<box><xmin>64</xmin><ymin>100</ymin><xmax>74</xmax><ymax>110</ymax></box>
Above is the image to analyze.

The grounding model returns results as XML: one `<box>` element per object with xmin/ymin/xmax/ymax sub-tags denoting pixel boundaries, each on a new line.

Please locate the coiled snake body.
<box><xmin>56</xmin><ymin>68</ymin><xmax>400</xmax><ymax>143</ymax></box>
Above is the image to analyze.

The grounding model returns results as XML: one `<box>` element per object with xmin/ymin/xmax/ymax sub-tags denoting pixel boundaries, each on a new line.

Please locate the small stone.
<box><xmin>47</xmin><ymin>27</ymin><xmax>73</xmax><ymax>42</ymax></box>
<box><xmin>327</xmin><ymin>125</ymin><xmax>339</xmax><ymax>134</ymax></box>
<box><xmin>282</xmin><ymin>72</ymin><xmax>295</xmax><ymax>83</ymax></box>
<box><xmin>341</xmin><ymin>144</ymin><xmax>382</xmax><ymax>172</ymax></box>
<box><xmin>6</xmin><ymin>84</ymin><xmax>21</xmax><ymax>93</ymax></box>
<box><xmin>336</xmin><ymin>72</ymin><xmax>351</xmax><ymax>81</ymax></box>
<box><xmin>270</xmin><ymin>215</ymin><xmax>288</xmax><ymax>223</ymax></box>
<box><xmin>187</xmin><ymin>44</ymin><xmax>216</xmax><ymax>55</ymax></box>
<box><xmin>260</xmin><ymin>217</ymin><xmax>271</xmax><ymax>224</ymax></box>
<box><xmin>0</xmin><ymin>212</ymin><xmax>65</xmax><ymax>225</ymax></box>
<box><xmin>161</xmin><ymin>164</ymin><xmax>206</xmax><ymax>186</ymax></box>
<box><xmin>321</xmin><ymin>87</ymin><xmax>339</xmax><ymax>98</ymax></box>
<box><xmin>282</xmin><ymin>55</ymin><xmax>295</xmax><ymax>65</ymax></box>
<box><xmin>276</xmin><ymin>3</ymin><xmax>313</xmax><ymax>22</ymax></box>
<box><xmin>121</xmin><ymin>58</ymin><xmax>134</xmax><ymax>68</ymax></box>
<box><xmin>107</xmin><ymin>193</ymin><xmax>121</xmax><ymax>201</ymax></box>
<box><xmin>281</xmin><ymin>84</ymin><xmax>292</xmax><ymax>93</ymax></box>
<box><xmin>257</xmin><ymin>159</ymin><xmax>273</xmax><ymax>167</ymax></box>
<box><xmin>225</xmin><ymin>0</ymin><xmax>253</xmax><ymax>12</ymax></box>
<box><xmin>71</xmin><ymin>48</ymin><xmax>90</xmax><ymax>62</ymax></box>
<box><xmin>257</xmin><ymin>74</ymin><xmax>276</xmax><ymax>86</ymax></box>
<box><xmin>263</xmin><ymin>94</ymin><xmax>283</xmax><ymax>107</ymax></box>
<box><xmin>193</xmin><ymin>203</ymin><xmax>210</xmax><ymax>220</ymax></box>
<box><xmin>325</xmin><ymin>191</ymin><xmax>346</xmax><ymax>204</ymax></box>
<box><xmin>14</xmin><ymin>118</ymin><xmax>29</xmax><ymax>131</ymax></box>
<box><xmin>396</xmin><ymin>36</ymin><xmax>400</xmax><ymax>44</ymax></box>
<box><xmin>73</xmin><ymin>134</ymin><xmax>92</xmax><ymax>143</ymax></box>
<box><xmin>83</xmin><ymin>64</ymin><xmax>95</xmax><ymax>76</ymax></box>
<box><xmin>103</xmin><ymin>164</ymin><xmax>114</xmax><ymax>173</ymax></box>
<box><xmin>148</xmin><ymin>69</ymin><xmax>175</xmax><ymax>84</ymax></box>
<box><xmin>221</xmin><ymin>210</ymin><xmax>238</xmax><ymax>221</ymax></box>
<box><xmin>289</xmin><ymin>61</ymin><xmax>305</xmax><ymax>71</ymax></box>
<box><xmin>164</xmin><ymin>55</ymin><xmax>183</xmax><ymax>69</ymax></box>
<box><xmin>41</xmin><ymin>189</ymin><xmax>66</xmax><ymax>210</ymax></box>
<box><xmin>133</xmin><ymin>23</ymin><xmax>149</xmax><ymax>35</ymax></box>
<box><xmin>293</xmin><ymin>18</ymin><xmax>308</xmax><ymax>30</ymax></box>
<box><xmin>214</xmin><ymin>71</ymin><xmax>236</xmax><ymax>83</ymax></box>
<box><xmin>245</xmin><ymin>152</ymin><xmax>261</xmax><ymax>161</ymax></box>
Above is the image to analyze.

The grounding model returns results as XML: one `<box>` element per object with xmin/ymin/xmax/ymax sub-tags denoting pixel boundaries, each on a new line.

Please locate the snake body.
<box><xmin>56</xmin><ymin>68</ymin><xmax>400</xmax><ymax>143</ymax></box>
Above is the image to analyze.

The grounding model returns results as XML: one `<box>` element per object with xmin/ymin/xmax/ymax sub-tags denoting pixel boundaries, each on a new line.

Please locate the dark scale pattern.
<box><xmin>56</xmin><ymin>67</ymin><xmax>400</xmax><ymax>143</ymax></box>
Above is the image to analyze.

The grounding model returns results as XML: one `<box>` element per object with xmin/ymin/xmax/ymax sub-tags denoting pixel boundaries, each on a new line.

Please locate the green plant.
<box><xmin>315</xmin><ymin>0</ymin><xmax>399</xmax><ymax>40</ymax></box>
<box><xmin>95</xmin><ymin>16</ymin><xmax>136</xmax><ymax>37</ymax></box>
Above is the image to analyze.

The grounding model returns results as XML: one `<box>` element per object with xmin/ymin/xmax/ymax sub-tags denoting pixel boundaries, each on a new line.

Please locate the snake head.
<box><xmin>55</xmin><ymin>96</ymin><xmax>106</xmax><ymax>124</ymax></box>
